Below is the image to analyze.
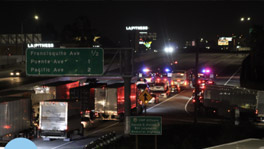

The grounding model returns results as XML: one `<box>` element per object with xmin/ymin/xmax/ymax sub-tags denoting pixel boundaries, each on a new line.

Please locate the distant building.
<box><xmin>184</xmin><ymin>38</ymin><xmax>217</xmax><ymax>50</ymax></box>
<box><xmin>126</xmin><ymin>26</ymin><xmax>157</xmax><ymax>52</ymax></box>
<box><xmin>0</xmin><ymin>34</ymin><xmax>42</xmax><ymax>55</ymax></box>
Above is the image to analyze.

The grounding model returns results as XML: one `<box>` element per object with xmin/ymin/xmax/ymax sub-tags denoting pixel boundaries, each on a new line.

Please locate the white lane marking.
<box><xmin>147</xmin><ymin>91</ymin><xmax>186</xmax><ymax>111</ymax></box>
<box><xmin>184</xmin><ymin>97</ymin><xmax>192</xmax><ymax>113</ymax></box>
<box><xmin>90</xmin><ymin>122</ymin><xmax>119</xmax><ymax>134</ymax></box>
<box><xmin>224</xmin><ymin>67</ymin><xmax>241</xmax><ymax>86</ymax></box>
<box><xmin>51</xmin><ymin>122</ymin><xmax>119</xmax><ymax>149</ymax></box>
<box><xmin>51</xmin><ymin>141</ymin><xmax>73</xmax><ymax>149</ymax></box>
<box><xmin>205</xmin><ymin>138</ymin><xmax>260</xmax><ymax>149</ymax></box>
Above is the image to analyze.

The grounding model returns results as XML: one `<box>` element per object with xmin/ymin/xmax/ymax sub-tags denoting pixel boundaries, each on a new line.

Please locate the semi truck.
<box><xmin>171</xmin><ymin>70</ymin><xmax>191</xmax><ymax>89</ymax></box>
<box><xmin>94</xmin><ymin>83</ymin><xmax>141</xmax><ymax>120</ymax></box>
<box><xmin>42</xmin><ymin>81</ymin><xmax>80</xmax><ymax>99</ymax></box>
<box><xmin>39</xmin><ymin>99</ymin><xmax>83</xmax><ymax>141</ymax></box>
<box><xmin>0</xmin><ymin>97</ymin><xmax>32</xmax><ymax>143</ymax></box>
<box><xmin>70</xmin><ymin>83</ymin><xmax>107</xmax><ymax>119</ymax></box>
<box><xmin>202</xmin><ymin>85</ymin><xmax>264</xmax><ymax>121</ymax></box>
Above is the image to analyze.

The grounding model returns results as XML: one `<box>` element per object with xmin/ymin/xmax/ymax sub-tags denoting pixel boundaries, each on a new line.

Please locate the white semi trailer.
<box><xmin>39</xmin><ymin>99</ymin><xmax>83</xmax><ymax>141</ymax></box>
<box><xmin>0</xmin><ymin>97</ymin><xmax>32</xmax><ymax>143</ymax></box>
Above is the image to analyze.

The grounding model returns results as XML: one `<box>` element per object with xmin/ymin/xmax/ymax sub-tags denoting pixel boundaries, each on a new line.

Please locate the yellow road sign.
<box><xmin>139</xmin><ymin>90</ymin><xmax>152</xmax><ymax>103</ymax></box>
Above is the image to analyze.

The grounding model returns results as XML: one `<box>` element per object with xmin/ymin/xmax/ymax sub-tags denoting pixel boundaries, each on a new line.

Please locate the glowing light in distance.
<box><xmin>165</xmin><ymin>68</ymin><xmax>170</xmax><ymax>72</ymax></box>
<box><xmin>164</xmin><ymin>47</ymin><xmax>174</xmax><ymax>53</ymax></box>
<box><xmin>202</xmin><ymin>68</ymin><xmax>211</xmax><ymax>73</ymax></box>
<box><xmin>142</xmin><ymin>68</ymin><xmax>150</xmax><ymax>73</ymax></box>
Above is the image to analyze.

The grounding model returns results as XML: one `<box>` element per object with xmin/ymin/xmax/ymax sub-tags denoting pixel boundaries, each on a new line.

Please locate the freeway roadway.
<box><xmin>0</xmin><ymin>52</ymin><xmax>247</xmax><ymax>148</ymax></box>
<box><xmin>33</xmin><ymin>89</ymin><xmax>195</xmax><ymax>149</ymax></box>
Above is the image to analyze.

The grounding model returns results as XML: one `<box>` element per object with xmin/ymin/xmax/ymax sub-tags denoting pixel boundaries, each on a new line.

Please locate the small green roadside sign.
<box><xmin>26</xmin><ymin>48</ymin><xmax>104</xmax><ymax>76</ymax></box>
<box><xmin>129</xmin><ymin>116</ymin><xmax>162</xmax><ymax>135</ymax></box>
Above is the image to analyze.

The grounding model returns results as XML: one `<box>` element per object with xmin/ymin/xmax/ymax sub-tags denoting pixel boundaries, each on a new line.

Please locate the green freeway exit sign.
<box><xmin>26</xmin><ymin>48</ymin><xmax>104</xmax><ymax>76</ymax></box>
<box><xmin>129</xmin><ymin>116</ymin><xmax>162</xmax><ymax>135</ymax></box>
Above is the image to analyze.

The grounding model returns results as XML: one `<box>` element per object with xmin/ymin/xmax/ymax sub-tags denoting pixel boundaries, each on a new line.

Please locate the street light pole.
<box><xmin>20</xmin><ymin>14</ymin><xmax>39</xmax><ymax>62</ymax></box>
<box><xmin>194</xmin><ymin>40</ymin><xmax>199</xmax><ymax>124</ymax></box>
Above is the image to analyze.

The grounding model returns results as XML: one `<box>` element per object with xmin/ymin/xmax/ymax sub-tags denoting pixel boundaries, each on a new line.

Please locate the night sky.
<box><xmin>1</xmin><ymin>1</ymin><xmax>264</xmax><ymax>46</ymax></box>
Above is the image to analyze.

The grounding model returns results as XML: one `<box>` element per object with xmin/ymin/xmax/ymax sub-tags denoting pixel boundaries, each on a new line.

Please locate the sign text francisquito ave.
<box><xmin>29</xmin><ymin>51</ymin><xmax>80</xmax><ymax>73</ymax></box>
<box><xmin>26</xmin><ymin>48</ymin><xmax>103</xmax><ymax>76</ymax></box>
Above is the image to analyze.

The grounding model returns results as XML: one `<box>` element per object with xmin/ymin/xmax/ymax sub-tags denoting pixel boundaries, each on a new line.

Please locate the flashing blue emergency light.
<box><xmin>202</xmin><ymin>68</ymin><xmax>211</xmax><ymax>74</ymax></box>
<box><xmin>165</xmin><ymin>68</ymin><xmax>170</xmax><ymax>72</ymax></box>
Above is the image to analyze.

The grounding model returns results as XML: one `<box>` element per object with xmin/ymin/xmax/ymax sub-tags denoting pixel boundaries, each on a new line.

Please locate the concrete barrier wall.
<box><xmin>0</xmin><ymin>55</ymin><xmax>25</xmax><ymax>65</ymax></box>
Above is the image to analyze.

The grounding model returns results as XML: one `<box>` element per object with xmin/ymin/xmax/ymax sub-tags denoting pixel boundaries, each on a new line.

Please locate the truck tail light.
<box><xmin>198</xmin><ymin>80</ymin><xmax>201</xmax><ymax>84</ymax></box>
<box><xmin>3</xmin><ymin>125</ymin><xmax>11</xmax><ymax>129</ymax></box>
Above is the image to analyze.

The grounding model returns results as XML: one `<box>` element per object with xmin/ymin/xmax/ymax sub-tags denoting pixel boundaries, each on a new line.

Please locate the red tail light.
<box><xmin>198</xmin><ymin>80</ymin><xmax>201</xmax><ymax>84</ymax></box>
<box><xmin>208</xmin><ymin>81</ymin><xmax>213</xmax><ymax>84</ymax></box>
<box><xmin>3</xmin><ymin>125</ymin><xmax>11</xmax><ymax>129</ymax></box>
<box><xmin>192</xmin><ymin>99</ymin><xmax>196</xmax><ymax>103</ymax></box>
<box><xmin>256</xmin><ymin>110</ymin><xmax>259</xmax><ymax>115</ymax></box>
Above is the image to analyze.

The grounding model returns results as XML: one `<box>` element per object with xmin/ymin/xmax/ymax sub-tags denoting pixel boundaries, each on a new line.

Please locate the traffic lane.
<box><xmin>34</xmin><ymin>121</ymin><xmax>122</xmax><ymax>149</ymax></box>
<box><xmin>0</xmin><ymin>76</ymin><xmax>51</xmax><ymax>91</ymax></box>
<box><xmin>145</xmin><ymin>89</ymin><xmax>224</xmax><ymax>125</ymax></box>
<box><xmin>0</xmin><ymin>63</ymin><xmax>25</xmax><ymax>78</ymax></box>
<box><xmin>215</xmin><ymin>76</ymin><xmax>240</xmax><ymax>86</ymax></box>
<box><xmin>146</xmin><ymin>89</ymin><xmax>194</xmax><ymax>124</ymax></box>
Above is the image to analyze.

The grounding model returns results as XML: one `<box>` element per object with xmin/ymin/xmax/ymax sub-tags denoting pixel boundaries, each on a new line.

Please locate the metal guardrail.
<box><xmin>83</xmin><ymin>131</ymin><xmax>118</xmax><ymax>149</ymax></box>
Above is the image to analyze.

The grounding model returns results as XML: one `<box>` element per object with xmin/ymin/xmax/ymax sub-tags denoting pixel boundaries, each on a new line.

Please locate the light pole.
<box><xmin>237</xmin><ymin>17</ymin><xmax>251</xmax><ymax>52</ymax></box>
<box><xmin>21</xmin><ymin>14</ymin><xmax>39</xmax><ymax>62</ymax></box>
<box><xmin>21</xmin><ymin>14</ymin><xmax>39</xmax><ymax>34</ymax></box>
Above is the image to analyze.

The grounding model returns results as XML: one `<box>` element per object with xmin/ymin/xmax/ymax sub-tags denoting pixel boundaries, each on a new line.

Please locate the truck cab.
<box><xmin>171</xmin><ymin>70</ymin><xmax>190</xmax><ymax>89</ymax></box>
